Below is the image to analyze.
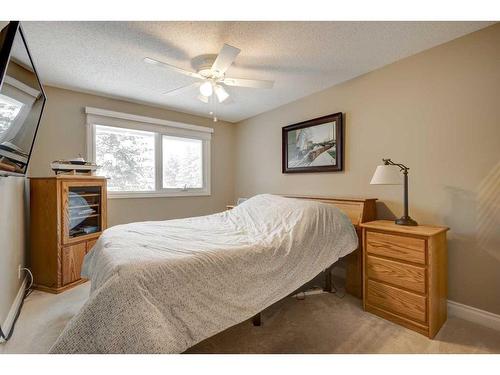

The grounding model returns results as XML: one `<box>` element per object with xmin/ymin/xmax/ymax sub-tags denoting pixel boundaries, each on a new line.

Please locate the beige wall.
<box><xmin>29</xmin><ymin>86</ymin><xmax>236</xmax><ymax>226</ymax></box>
<box><xmin>234</xmin><ymin>24</ymin><xmax>500</xmax><ymax>314</ymax></box>
<box><xmin>0</xmin><ymin>177</ymin><xmax>26</xmax><ymax>325</ymax></box>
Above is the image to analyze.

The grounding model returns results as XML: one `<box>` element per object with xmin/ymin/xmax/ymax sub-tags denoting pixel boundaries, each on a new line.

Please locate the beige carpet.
<box><xmin>1</xmin><ymin>282</ymin><xmax>499</xmax><ymax>354</ymax></box>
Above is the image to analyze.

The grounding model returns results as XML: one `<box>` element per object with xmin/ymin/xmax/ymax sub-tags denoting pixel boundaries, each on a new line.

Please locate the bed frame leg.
<box><xmin>324</xmin><ymin>265</ymin><xmax>333</xmax><ymax>293</ymax></box>
<box><xmin>252</xmin><ymin>312</ymin><xmax>261</xmax><ymax>326</ymax></box>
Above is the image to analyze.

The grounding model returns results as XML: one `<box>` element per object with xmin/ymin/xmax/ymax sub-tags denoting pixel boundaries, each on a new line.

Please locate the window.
<box><xmin>86</xmin><ymin>107</ymin><xmax>212</xmax><ymax>198</ymax></box>
<box><xmin>162</xmin><ymin>136</ymin><xmax>203</xmax><ymax>189</ymax></box>
<box><xmin>95</xmin><ymin>125</ymin><xmax>155</xmax><ymax>192</ymax></box>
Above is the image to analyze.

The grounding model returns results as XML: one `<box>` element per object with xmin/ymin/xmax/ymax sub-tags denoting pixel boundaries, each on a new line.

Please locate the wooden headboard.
<box><xmin>285</xmin><ymin>195</ymin><xmax>377</xmax><ymax>298</ymax></box>
<box><xmin>284</xmin><ymin>195</ymin><xmax>377</xmax><ymax>228</ymax></box>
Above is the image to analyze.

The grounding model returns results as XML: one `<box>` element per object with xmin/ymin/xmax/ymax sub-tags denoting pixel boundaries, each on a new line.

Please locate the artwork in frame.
<box><xmin>282</xmin><ymin>112</ymin><xmax>343</xmax><ymax>173</ymax></box>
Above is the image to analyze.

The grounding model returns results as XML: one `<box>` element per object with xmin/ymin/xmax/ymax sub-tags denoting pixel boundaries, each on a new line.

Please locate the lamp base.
<box><xmin>395</xmin><ymin>216</ymin><xmax>418</xmax><ymax>226</ymax></box>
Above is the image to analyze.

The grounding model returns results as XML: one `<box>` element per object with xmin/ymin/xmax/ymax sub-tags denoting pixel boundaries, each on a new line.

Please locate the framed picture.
<box><xmin>282</xmin><ymin>112</ymin><xmax>343</xmax><ymax>173</ymax></box>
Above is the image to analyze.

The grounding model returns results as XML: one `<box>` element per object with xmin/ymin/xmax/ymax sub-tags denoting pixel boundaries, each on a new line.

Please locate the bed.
<box><xmin>50</xmin><ymin>194</ymin><xmax>376</xmax><ymax>354</ymax></box>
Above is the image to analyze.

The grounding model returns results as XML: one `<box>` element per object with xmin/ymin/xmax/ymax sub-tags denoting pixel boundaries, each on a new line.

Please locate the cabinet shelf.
<box><xmin>69</xmin><ymin>203</ymin><xmax>100</xmax><ymax>209</ymax></box>
<box><xmin>70</xmin><ymin>193</ymin><xmax>101</xmax><ymax>197</ymax></box>
<box><xmin>70</xmin><ymin>213</ymin><xmax>99</xmax><ymax>220</ymax></box>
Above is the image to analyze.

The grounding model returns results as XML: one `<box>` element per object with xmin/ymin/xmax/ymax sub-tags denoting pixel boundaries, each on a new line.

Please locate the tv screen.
<box><xmin>0</xmin><ymin>21</ymin><xmax>46</xmax><ymax>176</ymax></box>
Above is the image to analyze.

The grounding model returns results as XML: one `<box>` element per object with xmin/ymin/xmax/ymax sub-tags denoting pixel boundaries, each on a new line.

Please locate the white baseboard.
<box><xmin>0</xmin><ymin>277</ymin><xmax>27</xmax><ymax>343</ymax></box>
<box><xmin>448</xmin><ymin>300</ymin><xmax>500</xmax><ymax>332</ymax></box>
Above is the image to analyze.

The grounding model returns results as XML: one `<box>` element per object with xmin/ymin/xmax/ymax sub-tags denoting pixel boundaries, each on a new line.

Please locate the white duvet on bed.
<box><xmin>50</xmin><ymin>194</ymin><xmax>358</xmax><ymax>353</ymax></box>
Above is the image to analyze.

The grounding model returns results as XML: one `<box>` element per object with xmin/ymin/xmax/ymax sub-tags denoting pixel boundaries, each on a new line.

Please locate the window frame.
<box><xmin>86</xmin><ymin>107</ymin><xmax>212</xmax><ymax>199</ymax></box>
<box><xmin>0</xmin><ymin>75</ymin><xmax>41</xmax><ymax>144</ymax></box>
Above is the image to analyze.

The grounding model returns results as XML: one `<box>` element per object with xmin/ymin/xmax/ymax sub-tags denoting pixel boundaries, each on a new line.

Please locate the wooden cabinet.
<box><xmin>61</xmin><ymin>243</ymin><xmax>87</xmax><ymax>285</ymax></box>
<box><xmin>361</xmin><ymin>220</ymin><xmax>449</xmax><ymax>338</ymax></box>
<box><xmin>29</xmin><ymin>175</ymin><xmax>107</xmax><ymax>293</ymax></box>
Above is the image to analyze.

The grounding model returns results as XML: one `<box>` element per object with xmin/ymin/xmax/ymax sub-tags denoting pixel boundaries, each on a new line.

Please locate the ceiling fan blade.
<box><xmin>211</xmin><ymin>44</ymin><xmax>241</xmax><ymax>75</ymax></box>
<box><xmin>144</xmin><ymin>57</ymin><xmax>203</xmax><ymax>79</ymax></box>
<box><xmin>162</xmin><ymin>82</ymin><xmax>200</xmax><ymax>95</ymax></box>
<box><xmin>223</xmin><ymin>77</ymin><xmax>274</xmax><ymax>89</ymax></box>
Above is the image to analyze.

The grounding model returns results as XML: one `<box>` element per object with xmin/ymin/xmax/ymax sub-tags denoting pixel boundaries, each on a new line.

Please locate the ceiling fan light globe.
<box><xmin>199</xmin><ymin>81</ymin><xmax>213</xmax><ymax>97</ymax></box>
<box><xmin>215</xmin><ymin>85</ymin><xmax>229</xmax><ymax>103</ymax></box>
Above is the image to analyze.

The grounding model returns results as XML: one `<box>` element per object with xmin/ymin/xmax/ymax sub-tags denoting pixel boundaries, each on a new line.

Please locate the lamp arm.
<box><xmin>381</xmin><ymin>158</ymin><xmax>417</xmax><ymax>225</ymax></box>
<box><xmin>382</xmin><ymin>158</ymin><xmax>409</xmax><ymax>172</ymax></box>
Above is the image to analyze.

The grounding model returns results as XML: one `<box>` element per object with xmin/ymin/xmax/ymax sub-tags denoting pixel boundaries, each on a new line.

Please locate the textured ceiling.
<box><xmin>21</xmin><ymin>21</ymin><xmax>493</xmax><ymax>123</ymax></box>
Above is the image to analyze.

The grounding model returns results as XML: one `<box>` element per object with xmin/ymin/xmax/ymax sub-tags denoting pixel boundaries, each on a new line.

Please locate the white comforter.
<box><xmin>50</xmin><ymin>194</ymin><xmax>358</xmax><ymax>353</ymax></box>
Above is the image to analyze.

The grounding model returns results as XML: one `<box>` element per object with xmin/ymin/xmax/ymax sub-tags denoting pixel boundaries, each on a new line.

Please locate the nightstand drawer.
<box><xmin>367</xmin><ymin>279</ymin><xmax>426</xmax><ymax>323</ymax></box>
<box><xmin>367</xmin><ymin>255</ymin><xmax>426</xmax><ymax>293</ymax></box>
<box><xmin>366</xmin><ymin>231</ymin><xmax>426</xmax><ymax>264</ymax></box>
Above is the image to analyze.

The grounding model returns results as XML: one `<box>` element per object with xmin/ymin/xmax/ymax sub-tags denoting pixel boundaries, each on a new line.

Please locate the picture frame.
<box><xmin>282</xmin><ymin>112</ymin><xmax>343</xmax><ymax>173</ymax></box>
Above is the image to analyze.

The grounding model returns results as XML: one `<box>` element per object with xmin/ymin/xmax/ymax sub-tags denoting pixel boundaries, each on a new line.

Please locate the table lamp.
<box><xmin>370</xmin><ymin>158</ymin><xmax>418</xmax><ymax>226</ymax></box>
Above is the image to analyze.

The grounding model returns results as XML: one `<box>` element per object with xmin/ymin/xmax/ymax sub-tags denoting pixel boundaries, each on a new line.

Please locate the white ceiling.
<box><xmin>21</xmin><ymin>21</ymin><xmax>493</xmax><ymax>123</ymax></box>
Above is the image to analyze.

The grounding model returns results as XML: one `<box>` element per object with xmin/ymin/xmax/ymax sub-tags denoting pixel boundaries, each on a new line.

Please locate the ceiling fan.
<box><xmin>144</xmin><ymin>44</ymin><xmax>274</xmax><ymax>121</ymax></box>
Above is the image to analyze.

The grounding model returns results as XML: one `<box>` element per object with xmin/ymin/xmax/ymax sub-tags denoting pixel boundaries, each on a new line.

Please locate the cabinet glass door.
<box><xmin>65</xmin><ymin>185</ymin><xmax>102</xmax><ymax>240</ymax></box>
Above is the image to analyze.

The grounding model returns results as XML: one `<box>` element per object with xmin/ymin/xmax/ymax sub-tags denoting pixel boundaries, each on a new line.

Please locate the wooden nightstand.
<box><xmin>360</xmin><ymin>220</ymin><xmax>449</xmax><ymax>338</ymax></box>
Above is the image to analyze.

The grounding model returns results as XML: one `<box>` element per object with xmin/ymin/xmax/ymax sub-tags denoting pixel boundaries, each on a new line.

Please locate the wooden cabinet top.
<box><xmin>360</xmin><ymin>220</ymin><xmax>449</xmax><ymax>237</ymax></box>
<box><xmin>29</xmin><ymin>175</ymin><xmax>107</xmax><ymax>181</ymax></box>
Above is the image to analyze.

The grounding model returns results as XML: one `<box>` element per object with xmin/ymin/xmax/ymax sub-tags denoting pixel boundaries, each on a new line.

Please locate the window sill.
<box><xmin>108</xmin><ymin>191</ymin><xmax>211</xmax><ymax>199</ymax></box>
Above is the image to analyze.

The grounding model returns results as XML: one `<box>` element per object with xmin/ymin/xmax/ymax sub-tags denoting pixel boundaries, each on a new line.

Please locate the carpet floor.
<box><xmin>1</xmin><ymin>282</ymin><xmax>499</xmax><ymax>354</ymax></box>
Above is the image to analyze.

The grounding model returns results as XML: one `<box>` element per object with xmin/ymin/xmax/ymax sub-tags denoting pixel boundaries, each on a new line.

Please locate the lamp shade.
<box><xmin>370</xmin><ymin>165</ymin><xmax>402</xmax><ymax>185</ymax></box>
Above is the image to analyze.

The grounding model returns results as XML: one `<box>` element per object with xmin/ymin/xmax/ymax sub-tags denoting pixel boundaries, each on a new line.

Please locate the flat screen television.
<box><xmin>0</xmin><ymin>21</ymin><xmax>46</xmax><ymax>176</ymax></box>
